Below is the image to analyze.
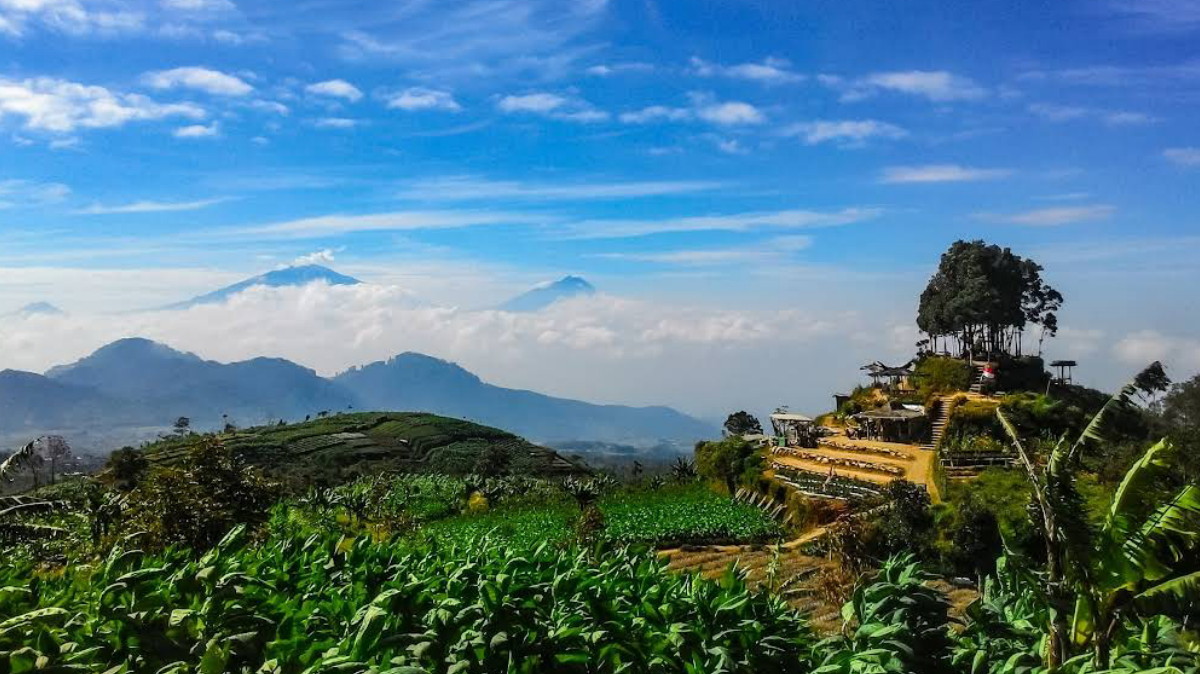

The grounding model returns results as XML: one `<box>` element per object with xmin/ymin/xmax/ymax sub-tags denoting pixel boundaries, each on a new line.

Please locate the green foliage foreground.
<box><xmin>4</xmin><ymin>528</ymin><xmax>1196</xmax><ymax>674</ymax></box>
<box><xmin>1</xmin><ymin>527</ymin><xmax>810</xmax><ymax>674</ymax></box>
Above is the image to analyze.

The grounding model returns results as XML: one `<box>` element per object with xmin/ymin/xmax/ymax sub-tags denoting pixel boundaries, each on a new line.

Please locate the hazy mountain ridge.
<box><xmin>334</xmin><ymin>352</ymin><xmax>716</xmax><ymax>446</ymax></box>
<box><xmin>0</xmin><ymin>339</ymin><xmax>716</xmax><ymax>454</ymax></box>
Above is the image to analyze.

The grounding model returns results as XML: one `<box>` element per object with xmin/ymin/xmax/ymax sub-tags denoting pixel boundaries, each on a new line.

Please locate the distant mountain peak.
<box><xmin>46</xmin><ymin>338</ymin><xmax>202</xmax><ymax>378</ymax></box>
<box><xmin>163</xmin><ymin>264</ymin><xmax>362</xmax><ymax>310</ymax></box>
<box><xmin>20</xmin><ymin>301</ymin><xmax>64</xmax><ymax>315</ymax></box>
<box><xmin>13</xmin><ymin>301</ymin><xmax>64</xmax><ymax>316</ymax></box>
<box><xmin>498</xmin><ymin>275</ymin><xmax>596</xmax><ymax>312</ymax></box>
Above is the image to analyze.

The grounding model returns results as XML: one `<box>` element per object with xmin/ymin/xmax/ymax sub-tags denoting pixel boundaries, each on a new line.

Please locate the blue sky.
<box><xmin>0</xmin><ymin>0</ymin><xmax>1198</xmax><ymax>418</ymax></box>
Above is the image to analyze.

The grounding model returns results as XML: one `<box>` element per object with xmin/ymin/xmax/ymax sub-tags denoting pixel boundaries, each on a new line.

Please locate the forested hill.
<box><xmin>141</xmin><ymin>411</ymin><xmax>584</xmax><ymax>481</ymax></box>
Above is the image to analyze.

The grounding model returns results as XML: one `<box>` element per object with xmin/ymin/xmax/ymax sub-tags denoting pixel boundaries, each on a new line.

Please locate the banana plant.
<box><xmin>998</xmin><ymin>362</ymin><xmax>1200</xmax><ymax>669</ymax></box>
<box><xmin>0</xmin><ymin>496</ymin><xmax>68</xmax><ymax>543</ymax></box>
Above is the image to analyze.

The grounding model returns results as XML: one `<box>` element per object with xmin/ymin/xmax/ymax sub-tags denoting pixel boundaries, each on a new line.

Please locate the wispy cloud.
<box><xmin>820</xmin><ymin>70</ymin><xmax>987</xmax><ymax>102</ymax></box>
<box><xmin>496</xmin><ymin>92</ymin><xmax>608</xmax><ymax>122</ymax></box>
<box><xmin>620</xmin><ymin>92</ymin><xmax>764</xmax><ymax>126</ymax></box>
<box><xmin>174</xmin><ymin>122</ymin><xmax>219</xmax><ymax>138</ymax></box>
<box><xmin>585</xmin><ymin>62</ymin><xmax>654</xmax><ymax>77</ymax></box>
<box><xmin>689</xmin><ymin>56</ymin><xmax>803</xmax><ymax>84</ymax></box>
<box><xmin>229</xmin><ymin>209</ymin><xmax>553</xmax><ymax>238</ymax></box>
<box><xmin>335</xmin><ymin>0</ymin><xmax>607</xmax><ymax>82</ymax></box>
<box><xmin>0</xmin><ymin>77</ymin><xmax>205</xmax><ymax>134</ymax></box>
<box><xmin>384</xmin><ymin>87</ymin><xmax>462</xmax><ymax>112</ymax></box>
<box><xmin>395</xmin><ymin>176</ymin><xmax>721</xmax><ymax>202</ymax></box>
<box><xmin>74</xmin><ymin>198</ymin><xmax>230</xmax><ymax>215</ymax></box>
<box><xmin>311</xmin><ymin>117</ymin><xmax>359</xmax><ymax>129</ymax></box>
<box><xmin>305</xmin><ymin>79</ymin><xmax>363</xmax><ymax>102</ymax></box>
<box><xmin>1019</xmin><ymin>61</ymin><xmax>1200</xmax><ymax>87</ymax></box>
<box><xmin>1163</xmin><ymin>147</ymin><xmax>1200</xmax><ymax>166</ymax></box>
<box><xmin>597</xmin><ymin>235</ymin><xmax>813</xmax><ymax>266</ymax></box>
<box><xmin>881</xmin><ymin>164</ymin><xmax>1012</xmax><ymax>184</ymax></box>
<box><xmin>1105</xmin><ymin>0</ymin><xmax>1200</xmax><ymax>34</ymax></box>
<box><xmin>782</xmin><ymin>119</ymin><xmax>907</xmax><ymax>146</ymax></box>
<box><xmin>141</xmin><ymin>66</ymin><xmax>253</xmax><ymax>96</ymax></box>
<box><xmin>562</xmin><ymin>207</ymin><xmax>882</xmax><ymax>239</ymax></box>
<box><xmin>1027</xmin><ymin>102</ymin><xmax>1156</xmax><ymax>125</ymax></box>
<box><xmin>0</xmin><ymin>0</ymin><xmax>143</xmax><ymax>37</ymax></box>
<box><xmin>978</xmin><ymin>204</ymin><xmax>1116</xmax><ymax>226</ymax></box>
<box><xmin>0</xmin><ymin>179</ymin><xmax>71</xmax><ymax>209</ymax></box>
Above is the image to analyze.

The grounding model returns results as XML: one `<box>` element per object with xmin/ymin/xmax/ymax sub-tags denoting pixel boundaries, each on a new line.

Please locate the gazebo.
<box><xmin>852</xmin><ymin>405</ymin><xmax>926</xmax><ymax>443</ymax></box>
<box><xmin>861</xmin><ymin>360</ymin><xmax>915</xmax><ymax>391</ymax></box>
<box><xmin>1050</xmin><ymin>359</ymin><xmax>1078</xmax><ymax>385</ymax></box>
<box><xmin>770</xmin><ymin>410</ymin><xmax>817</xmax><ymax>448</ymax></box>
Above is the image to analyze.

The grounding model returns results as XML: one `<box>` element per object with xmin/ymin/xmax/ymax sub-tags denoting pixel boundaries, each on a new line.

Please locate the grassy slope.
<box><xmin>140</xmin><ymin>411</ymin><xmax>582</xmax><ymax>480</ymax></box>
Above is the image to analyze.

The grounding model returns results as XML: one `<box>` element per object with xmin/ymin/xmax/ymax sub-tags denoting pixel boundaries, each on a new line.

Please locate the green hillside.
<box><xmin>141</xmin><ymin>411</ymin><xmax>582</xmax><ymax>480</ymax></box>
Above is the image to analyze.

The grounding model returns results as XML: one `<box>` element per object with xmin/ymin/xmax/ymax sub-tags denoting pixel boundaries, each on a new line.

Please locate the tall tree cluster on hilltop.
<box><xmin>917</xmin><ymin>240</ymin><xmax>1063</xmax><ymax>359</ymax></box>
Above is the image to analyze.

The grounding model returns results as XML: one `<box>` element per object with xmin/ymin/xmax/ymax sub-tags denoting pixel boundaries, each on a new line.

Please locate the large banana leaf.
<box><xmin>1056</xmin><ymin>379</ymin><xmax>1141</xmax><ymax>472</ymax></box>
<box><xmin>0</xmin><ymin>441</ymin><xmax>38</xmax><ymax>483</ymax></box>
<box><xmin>1132</xmin><ymin>569</ymin><xmax>1200</xmax><ymax>618</ymax></box>
<box><xmin>1109</xmin><ymin>439</ymin><xmax>1174</xmax><ymax>523</ymax></box>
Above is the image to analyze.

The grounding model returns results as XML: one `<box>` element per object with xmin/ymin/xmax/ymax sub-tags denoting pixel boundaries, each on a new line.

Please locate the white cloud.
<box><xmin>695</xmin><ymin>100</ymin><xmax>764</xmax><ymax>125</ymax></box>
<box><xmin>881</xmin><ymin>164</ymin><xmax>1012</xmax><ymax>184</ymax></box>
<box><xmin>585</xmin><ymin>62</ymin><xmax>653</xmax><ymax>77</ymax></box>
<box><xmin>619</xmin><ymin>105</ymin><xmax>691</xmax><ymax>124</ymax></box>
<box><xmin>562</xmin><ymin>207</ymin><xmax>882</xmax><ymax>239</ymax></box>
<box><xmin>305</xmin><ymin>79</ymin><xmax>363</xmax><ymax>102</ymax></box>
<box><xmin>1114</xmin><ymin>330</ymin><xmax>1200</xmax><ymax>371</ymax></box>
<box><xmin>619</xmin><ymin>93</ymin><xmax>764</xmax><ymax>127</ymax></box>
<box><xmin>496</xmin><ymin>92</ymin><xmax>607</xmax><ymax>122</ymax></box>
<box><xmin>783</xmin><ymin>119</ymin><xmax>907</xmax><ymax>146</ymax></box>
<box><xmin>979</xmin><ymin>204</ymin><xmax>1116</xmax><ymax>226</ymax></box>
<box><xmin>142</xmin><ymin>66</ymin><xmax>253</xmax><ymax>96</ymax></box>
<box><xmin>292</xmin><ymin>248</ymin><xmax>337</xmax><ymax>265</ymax></box>
<box><xmin>74</xmin><ymin>197</ymin><xmax>227</xmax><ymax>214</ymax></box>
<box><xmin>0</xmin><ymin>179</ymin><xmax>70</xmax><ymax>208</ymax></box>
<box><xmin>312</xmin><ymin>117</ymin><xmax>358</xmax><ymax>129</ymax></box>
<box><xmin>173</xmin><ymin>122</ymin><xmax>219</xmax><ymax>138</ymax></box>
<box><xmin>0</xmin><ymin>77</ymin><xmax>204</xmax><ymax>133</ymax></box>
<box><xmin>821</xmin><ymin>70</ymin><xmax>987</xmax><ymax>102</ymax></box>
<box><xmin>0</xmin><ymin>281</ymin><xmax>877</xmax><ymax>420</ymax></box>
<box><xmin>689</xmin><ymin>56</ymin><xmax>803</xmax><ymax>84</ymax></box>
<box><xmin>246</xmin><ymin>100</ymin><xmax>289</xmax><ymax>115</ymax></box>
<box><xmin>0</xmin><ymin>0</ymin><xmax>143</xmax><ymax>37</ymax></box>
<box><xmin>160</xmin><ymin>0</ymin><xmax>235</xmax><ymax>11</ymax></box>
<box><xmin>395</xmin><ymin>176</ymin><xmax>720</xmax><ymax>201</ymax></box>
<box><xmin>385</xmin><ymin>87</ymin><xmax>461</xmax><ymax>112</ymax></box>
<box><xmin>1164</xmin><ymin>147</ymin><xmax>1200</xmax><ymax>166</ymax></box>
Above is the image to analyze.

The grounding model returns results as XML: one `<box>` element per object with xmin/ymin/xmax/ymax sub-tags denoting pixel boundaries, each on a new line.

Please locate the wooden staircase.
<box><xmin>921</xmin><ymin>396</ymin><xmax>954</xmax><ymax>451</ymax></box>
<box><xmin>969</xmin><ymin>364</ymin><xmax>986</xmax><ymax>394</ymax></box>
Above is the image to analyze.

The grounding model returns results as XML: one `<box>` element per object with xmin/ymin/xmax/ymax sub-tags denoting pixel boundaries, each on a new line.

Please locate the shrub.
<box><xmin>694</xmin><ymin>436</ymin><xmax>763</xmax><ymax>494</ymax></box>
<box><xmin>914</xmin><ymin>356</ymin><xmax>972</xmax><ymax>399</ymax></box>
<box><xmin>122</xmin><ymin>438</ymin><xmax>280</xmax><ymax>551</ymax></box>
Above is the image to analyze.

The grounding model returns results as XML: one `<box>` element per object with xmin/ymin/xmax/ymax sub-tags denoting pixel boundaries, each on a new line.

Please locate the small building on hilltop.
<box><xmin>851</xmin><ymin>404</ymin><xmax>926</xmax><ymax>444</ymax></box>
<box><xmin>770</xmin><ymin>410</ymin><xmax>817</xmax><ymax>448</ymax></box>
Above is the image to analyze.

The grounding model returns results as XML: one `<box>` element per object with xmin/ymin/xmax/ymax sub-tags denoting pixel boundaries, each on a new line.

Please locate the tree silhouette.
<box><xmin>917</xmin><ymin>240</ymin><xmax>1063</xmax><ymax>359</ymax></box>
<box><xmin>723</xmin><ymin>411</ymin><xmax>763</xmax><ymax>436</ymax></box>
